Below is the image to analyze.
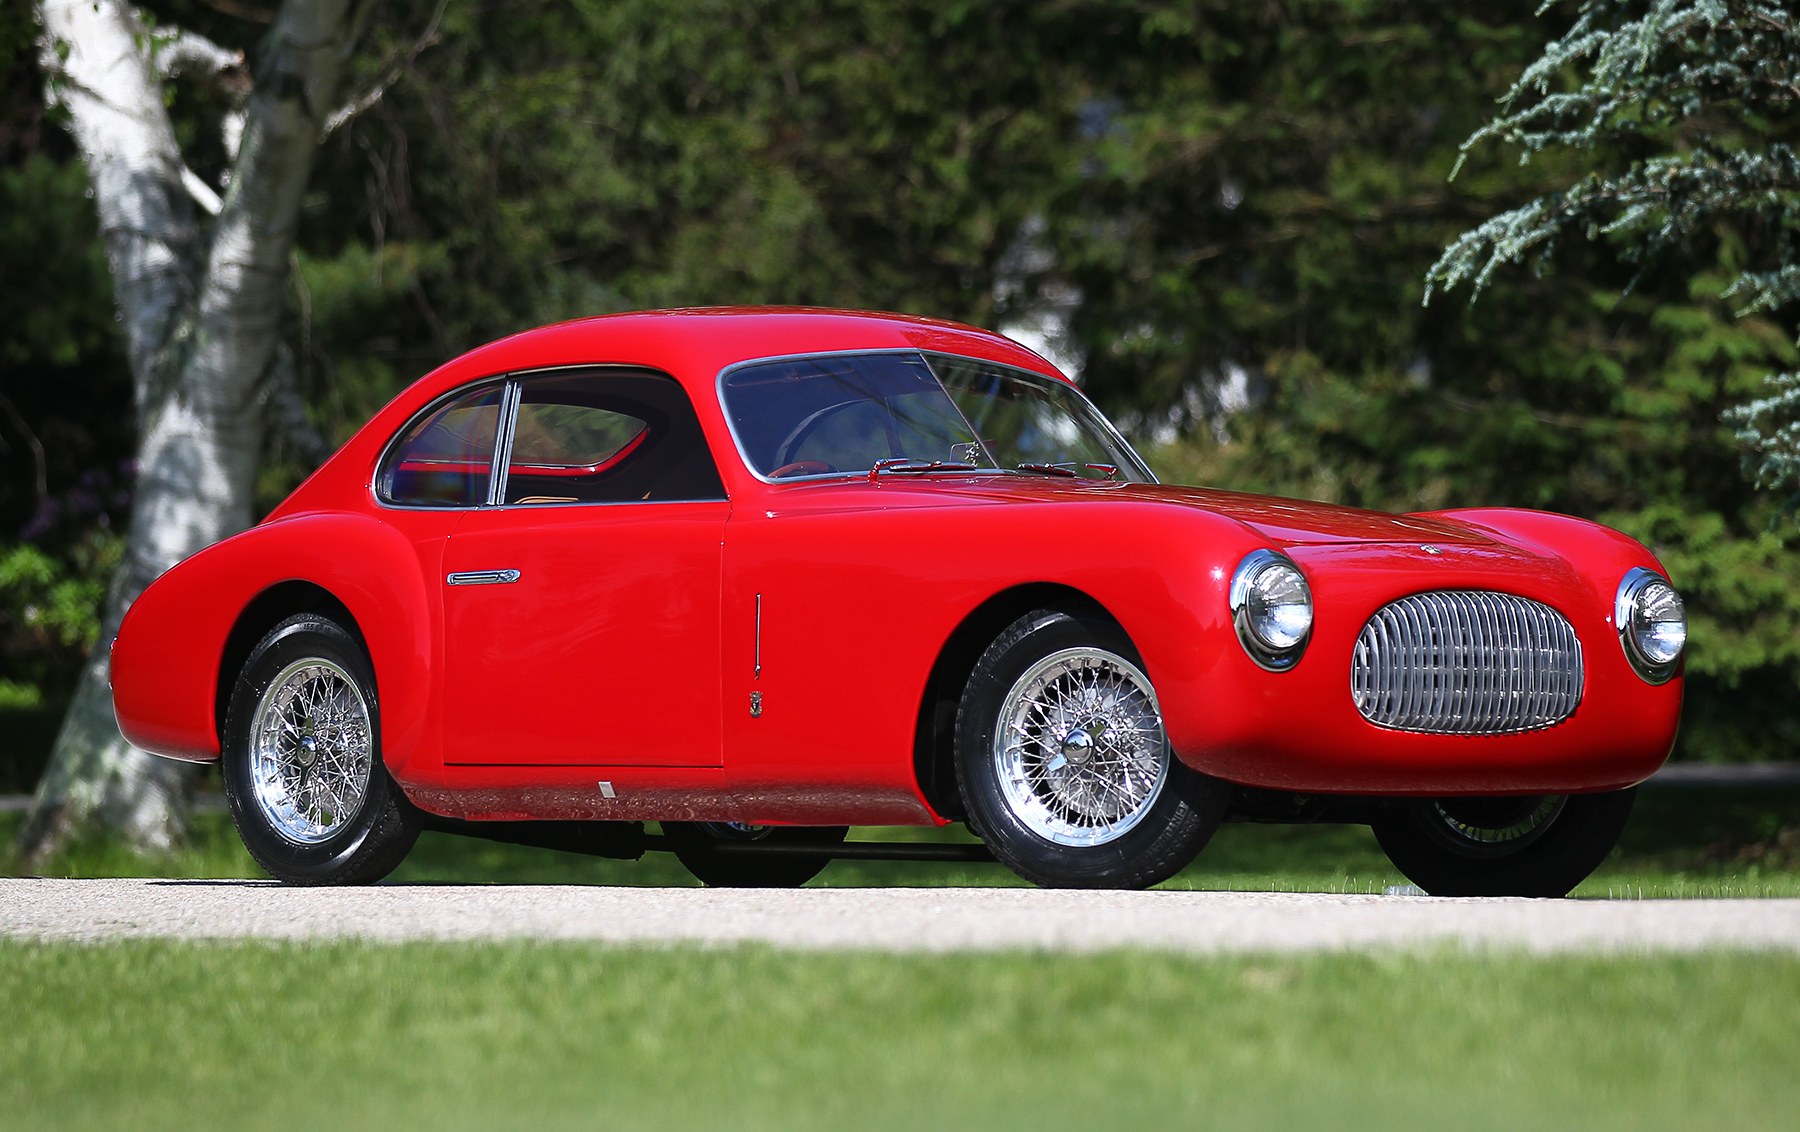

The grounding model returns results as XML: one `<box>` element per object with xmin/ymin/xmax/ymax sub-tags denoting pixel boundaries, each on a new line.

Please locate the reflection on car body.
<box><xmin>110</xmin><ymin>308</ymin><xmax>1686</xmax><ymax>895</ymax></box>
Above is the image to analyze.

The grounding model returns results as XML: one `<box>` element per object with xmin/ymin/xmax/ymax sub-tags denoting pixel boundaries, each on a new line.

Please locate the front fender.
<box><xmin>1419</xmin><ymin>507</ymin><xmax>1670</xmax><ymax>584</ymax></box>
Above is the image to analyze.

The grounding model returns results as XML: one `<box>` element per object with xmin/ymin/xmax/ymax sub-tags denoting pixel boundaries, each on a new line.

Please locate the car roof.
<box><xmin>409</xmin><ymin>307</ymin><xmax>1071</xmax><ymax>405</ymax></box>
<box><xmin>267</xmin><ymin>307</ymin><xmax>1077</xmax><ymax>519</ymax></box>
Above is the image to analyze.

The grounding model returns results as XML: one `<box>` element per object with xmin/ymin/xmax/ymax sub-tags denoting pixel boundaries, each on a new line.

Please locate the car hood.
<box><xmin>853</xmin><ymin>476</ymin><xmax>1498</xmax><ymax>547</ymax></box>
<box><xmin>1125</xmin><ymin>483</ymin><xmax>1495</xmax><ymax>547</ymax></box>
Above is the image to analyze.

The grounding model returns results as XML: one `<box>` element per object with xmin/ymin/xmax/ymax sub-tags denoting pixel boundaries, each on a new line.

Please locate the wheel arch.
<box><xmin>214</xmin><ymin>581</ymin><xmax>372</xmax><ymax>747</ymax></box>
<box><xmin>911</xmin><ymin>582</ymin><xmax>1123</xmax><ymax>819</ymax></box>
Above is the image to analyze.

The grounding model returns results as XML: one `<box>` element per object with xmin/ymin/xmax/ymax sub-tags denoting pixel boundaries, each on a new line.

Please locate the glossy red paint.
<box><xmin>441</xmin><ymin>501</ymin><xmax>727</xmax><ymax>767</ymax></box>
<box><xmin>110</xmin><ymin>308</ymin><xmax>1683</xmax><ymax>832</ymax></box>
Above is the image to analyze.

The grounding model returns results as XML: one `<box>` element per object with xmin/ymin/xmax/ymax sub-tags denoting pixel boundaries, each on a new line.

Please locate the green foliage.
<box><xmin>1427</xmin><ymin>0</ymin><xmax>1800</xmax><ymax>493</ymax></box>
<box><xmin>0</xmin><ymin>157</ymin><xmax>123</xmax><ymax>371</ymax></box>
<box><xmin>0</xmin><ymin>534</ymin><xmax>120</xmax><ymax>791</ymax></box>
<box><xmin>0</xmin><ymin>156</ymin><xmax>133</xmax><ymax>545</ymax></box>
<box><xmin>326</xmin><ymin>1</ymin><xmax>1107</xmax><ymax>332</ymax></box>
<box><xmin>1034</xmin><ymin>3</ymin><xmax>1566</xmax><ymax>426</ymax></box>
<box><xmin>0</xmin><ymin>541</ymin><xmax>112</xmax><ymax>655</ymax></box>
<box><xmin>0</xmin><ymin>534</ymin><xmax>120</xmax><ymax>749</ymax></box>
<box><xmin>1732</xmin><ymin>370</ymin><xmax>1800</xmax><ymax>497</ymax></box>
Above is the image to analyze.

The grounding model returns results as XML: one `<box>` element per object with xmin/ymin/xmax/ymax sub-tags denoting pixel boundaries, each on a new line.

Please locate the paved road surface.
<box><xmin>2</xmin><ymin>879</ymin><xmax>1796</xmax><ymax>953</ymax></box>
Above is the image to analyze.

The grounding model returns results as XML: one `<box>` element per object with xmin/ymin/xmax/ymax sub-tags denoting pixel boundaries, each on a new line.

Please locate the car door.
<box><xmin>440</xmin><ymin>368</ymin><xmax>730</xmax><ymax>767</ymax></box>
<box><xmin>710</xmin><ymin>351</ymin><xmax>988</xmax><ymax>823</ymax></box>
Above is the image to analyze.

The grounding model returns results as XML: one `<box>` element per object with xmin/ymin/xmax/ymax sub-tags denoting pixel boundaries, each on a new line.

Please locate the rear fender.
<box><xmin>111</xmin><ymin>513</ymin><xmax>439</xmax><ymax>775</ymax></box>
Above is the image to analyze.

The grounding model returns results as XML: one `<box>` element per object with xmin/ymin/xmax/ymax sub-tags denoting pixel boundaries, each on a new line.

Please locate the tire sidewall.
<box><xmin>222</xmin><ymin>615</ymin><xmax>403</xmax><ymax>884</ymax></box>
<box><xmin>1373</xmin><ymin>788</ymin><xmax>1638</xmax><ymax>897</ymax></box>
<box><xmin>955</xmin><ymin>609</ymin><xmax>1223</xmax><ymax>889</ymax></box>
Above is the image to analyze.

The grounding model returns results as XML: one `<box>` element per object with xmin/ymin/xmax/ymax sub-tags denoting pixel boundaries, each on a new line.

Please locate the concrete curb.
<box><xmin>5</xmin><ymin>878</ymin><xmax>1799</xmax><ymax>951</ymax></box>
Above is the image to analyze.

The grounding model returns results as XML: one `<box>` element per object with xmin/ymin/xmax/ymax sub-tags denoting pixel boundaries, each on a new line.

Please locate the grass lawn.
<box><xmin>4</xmin><ymin>788</ymin><xmax>1796</xmax><ymax>1130</ymax></box>
<box><xmin>5</xmin><ymin>784</ymin><xmax>1798</xmax><ymax>895</ymax></box>
<box><xmin>0</xmin><ymin>942</ymin><xmax>1793</xmax><ymax>1131</ymax></box>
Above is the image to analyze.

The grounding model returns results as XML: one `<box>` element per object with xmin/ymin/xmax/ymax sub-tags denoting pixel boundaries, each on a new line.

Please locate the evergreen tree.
<box><xmin>1427</xmin><ymin>0</ymin><xmax>1800</xmax><ymax>500</ymax></box>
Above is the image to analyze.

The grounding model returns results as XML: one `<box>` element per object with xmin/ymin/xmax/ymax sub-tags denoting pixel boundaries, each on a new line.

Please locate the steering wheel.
<box><xmin>769</xmin><ymin>460</ymin><xmax>837</xmax><ymax>479</ymax></box>
<box><xmin>773</xmin><ymin>401</ymin><xmax>867</xmax><ymax>466</ymax></box>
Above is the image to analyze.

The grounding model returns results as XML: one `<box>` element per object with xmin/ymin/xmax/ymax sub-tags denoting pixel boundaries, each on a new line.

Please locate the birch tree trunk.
<box><xmin>20</xmin><ymin>0</ymin><xmax>369</xmax><ymax>862</ymax></box>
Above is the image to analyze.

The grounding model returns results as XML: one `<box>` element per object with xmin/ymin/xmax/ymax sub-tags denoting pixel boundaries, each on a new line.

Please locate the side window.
<box><xmin>379</xmin><ymin>384</ymin><xmax>503</xmax><ymax>507</ymax></box>
<box><xmin>501</xmin><ymin>370</ymin><xmax>726</xmax><ymax>505</ymax></box>
<box><xmin>512</xmin><ymin>404</ymin><xmax>647</xmax><ymax>472</ymax></box>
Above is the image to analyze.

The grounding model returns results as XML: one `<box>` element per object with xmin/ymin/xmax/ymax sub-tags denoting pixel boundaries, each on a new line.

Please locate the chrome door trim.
<box><xmin>446</xmin><ymin>569</ymin><xmax>522</xmax><ymax>586</ymax></box>
<box><xmin>486</xmin><ymin>379</ymin><xmax>523</xmax><ymax>506</ymax></box>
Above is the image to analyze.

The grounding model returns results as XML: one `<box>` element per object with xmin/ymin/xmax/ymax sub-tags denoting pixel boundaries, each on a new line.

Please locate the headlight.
<box><xmin>1230</xmin><ymin>550</ymin><xmax>1313</xmax><ymax>671</ymax></box>
<box><xmin>1615</xmin><ymin>568</ymin><xmax>1686</xmax><ymax>684</ymax></box>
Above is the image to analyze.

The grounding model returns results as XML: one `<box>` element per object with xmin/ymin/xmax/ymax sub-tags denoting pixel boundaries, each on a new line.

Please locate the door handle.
<box><xmin>446</xmin><ymin>569</ymin><xmax>521</xmax><ymax>586</ymax></box>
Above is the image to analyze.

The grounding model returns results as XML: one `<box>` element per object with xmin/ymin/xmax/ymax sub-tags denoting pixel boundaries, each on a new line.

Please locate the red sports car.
<box><xmin>110</xmin><ymin>308</ymin><xmax>1686</xmax><ymax>895</ymax></box>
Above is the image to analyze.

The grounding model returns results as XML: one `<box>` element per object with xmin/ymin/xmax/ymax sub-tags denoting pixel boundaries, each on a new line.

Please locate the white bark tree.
<box><xmin>20</xmin><ymin>0</ymin><xmax>369</xmax><ymax>862</ymax></box>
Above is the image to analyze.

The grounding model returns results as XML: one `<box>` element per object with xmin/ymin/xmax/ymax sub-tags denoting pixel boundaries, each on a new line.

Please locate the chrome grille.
<box><xmin>1351</xmin><ymin>591</ymin><xmax>1582</xmax><ymax>735</ymax></box>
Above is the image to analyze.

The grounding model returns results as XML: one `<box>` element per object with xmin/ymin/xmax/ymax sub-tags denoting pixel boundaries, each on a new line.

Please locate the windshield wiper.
<box><xmin>1014</xmin><ymin>462</ymin><xmax>1121</xmax><ymax>480</ymax></box>
<box><xmin>869</xmin><ymin>458</ymin><xmax>979</xmax><ymax>482</ymax></box>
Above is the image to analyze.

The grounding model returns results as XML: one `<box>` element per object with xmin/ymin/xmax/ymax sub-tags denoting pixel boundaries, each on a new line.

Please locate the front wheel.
<box><xmin>221</xmin><ymin>614</ymin><xmax>421</xmax><ymax>885</ymax></box>
<box><xmin>1370</xmin><ymin>789</ymin><xmax>1636</xmax><ymax>897</ymax></box>
<box><xmin>954</xmin><ymin>608</ymin><xmax>1227</xmax><ymax>889</ymax></box>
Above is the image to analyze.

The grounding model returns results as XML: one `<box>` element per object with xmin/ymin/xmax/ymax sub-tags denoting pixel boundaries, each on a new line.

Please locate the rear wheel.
<box><xmin>1371</xmin><ymin>789</ymin><xmax>1636</xmax><ymax>897</ymax></box>
<box><xmin>662</xmin><ymin>822</ymin><xmax>849</xmax><ymax>887</ymax></box>
<box><xmin>954</xmin><ymin>608</ymin><xmax>1227</xmax><ymax>889</ymax></box>
<box><xmin>221</xmin><ymin>614</ymin><xmax>420</xmax><ymax>885</ymax></box>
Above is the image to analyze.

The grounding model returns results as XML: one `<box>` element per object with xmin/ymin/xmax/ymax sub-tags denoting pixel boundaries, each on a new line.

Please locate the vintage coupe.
<box><xmin>110</xmin><ymin>308</ymin><xmax>1687</xmax><ymax>895</ymax></box>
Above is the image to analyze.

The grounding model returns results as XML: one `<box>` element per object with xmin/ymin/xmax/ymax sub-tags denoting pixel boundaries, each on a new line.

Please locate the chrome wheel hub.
<box><xmin>993</xmin><ymin>646</ymin><xmax>1169</xmax><ymax>847</ymax></box>
<box><xmin>1425</xmin><ymin>795</ymin><xmax>1567</xmax><ymax>857</ymax></box>
<box><xmin>247</xmin><ymin>658</ymin><xmax>373</xmax><ymax>845</ymax></box>
<box><xmin>1058</xmin><ymin>727</ymin><xmax>1097</xmax><ymax>767</ymax></box>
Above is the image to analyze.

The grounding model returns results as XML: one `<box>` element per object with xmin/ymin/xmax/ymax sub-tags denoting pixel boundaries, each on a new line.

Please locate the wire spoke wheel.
<box><xmin>993</xmin><ymin>646</ymin><xmax>1170</xmax><ymax>847</ymax></box>
<box><xmin>956</xmin><ymin>609</ymin><xmax>1225</xmax><ymax>889</ymax></box>
<box><xmin>223</xmin><ymin>614</ymin><xmax>421</xmax><ymax>885</ymax></box>
<box><xmin>1423</xmin><ymin>795</ymin><xmax>1568</xmax><ymax>857</ymax></box>
<box><xmin>247</xmin><ymin>657</ymin><xmax>375</xmax><ymax>845</ymax></box>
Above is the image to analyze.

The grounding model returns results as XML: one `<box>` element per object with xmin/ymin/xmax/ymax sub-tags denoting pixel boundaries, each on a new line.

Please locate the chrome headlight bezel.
<box><xmin>1614</xmin><ymin>567</ymin><xmax>1686</xmax><ymax>685</ymax></box>
<box><xmin>1229</xmin><ymin>549</ymin><xmax>1313</xmax><ymax>672</ymax></box>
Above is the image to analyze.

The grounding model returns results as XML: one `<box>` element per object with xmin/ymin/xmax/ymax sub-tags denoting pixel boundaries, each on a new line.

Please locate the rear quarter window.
<box><xmin>379</xmin><ymin>384</ymin><xmax>504</xmax><ymax>507</ymax></box>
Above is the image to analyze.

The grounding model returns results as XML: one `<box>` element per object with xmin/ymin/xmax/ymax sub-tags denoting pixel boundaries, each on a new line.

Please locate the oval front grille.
<box><xmin>1351</xmin><ymin>591</ymin><xmax>1583</xmax><ymax>735</ymax></box>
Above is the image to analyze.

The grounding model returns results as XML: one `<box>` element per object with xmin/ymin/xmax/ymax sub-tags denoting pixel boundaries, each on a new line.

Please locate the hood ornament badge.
<box><xmin>1421</xmin><ymin>544</ymin><xmax>1443</xmax><ymax>556</ymax></box>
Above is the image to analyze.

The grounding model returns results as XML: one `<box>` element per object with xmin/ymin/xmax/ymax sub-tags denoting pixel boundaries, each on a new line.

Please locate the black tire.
<box><xmin>954</xmin><ymin>608</ymin><xmax>1228</xmax><ymax>889</ymax></box>
<box><xmin>221</xmin><ymin>613</ymin><xmax>421</xmax><ymax>885</ymax></box>
<box><xmin>662</xmin><ymin>822</ymin><xmax>849</xmax><ymax>887</ymax></box>
<box><xmin>1370</xmin><ymin>789</ymin><xmax>1637</xmax><ymax>897</ymax></box>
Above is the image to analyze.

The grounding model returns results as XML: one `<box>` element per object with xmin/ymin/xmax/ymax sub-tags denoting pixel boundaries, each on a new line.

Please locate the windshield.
<box><xmin>720</xmin><ymin>351</ymin><xmax>1152</xmax><ymax>481</ymax></box>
